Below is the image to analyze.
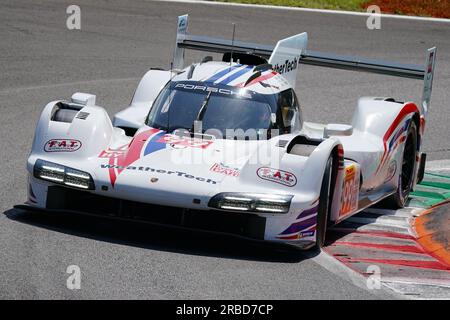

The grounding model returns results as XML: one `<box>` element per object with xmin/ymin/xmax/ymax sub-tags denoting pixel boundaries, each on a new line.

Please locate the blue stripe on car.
<box><xmin>204</xmin><ymin>64</ymin><xmax>242</xmax><ymax>83</ymax></box>
<box><xmin>144</xmin><ymin>131</ymin><xmax>166</xmax><ymax>156</ymax></box>
<box><xmin>217</xmin><ymin>65</ymin><xmax>253</xmax><ymax>85</ymax></box>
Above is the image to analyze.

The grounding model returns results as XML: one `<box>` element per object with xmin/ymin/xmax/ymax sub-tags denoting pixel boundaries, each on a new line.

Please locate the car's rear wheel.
<box><xmin>384</xmin><ymin>121</ymin><xmax>418</xmax><ymax>208</ymax></box>
<box><xmin>315</xmin><ymin>156</ymin><xmax>333</xmax><ymax>249</ymax></box>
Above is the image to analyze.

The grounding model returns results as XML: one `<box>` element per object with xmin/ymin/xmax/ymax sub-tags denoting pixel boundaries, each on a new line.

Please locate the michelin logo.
<box><xmin>100</xmin><ymin>164</ymin><xmax>217</xmax><ymax>184</ymax></box>
<box><xmin>272</xmin><ymin>56</ymin><xmax>300</xmax><ymax>75</ymax></box>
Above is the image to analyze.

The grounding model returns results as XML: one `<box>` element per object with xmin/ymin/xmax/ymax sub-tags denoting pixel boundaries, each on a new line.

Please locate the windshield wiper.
<box><xmin>191</xmin><ymin>91</ymin><xmax>212</xmax><ymax>134</ymax></box>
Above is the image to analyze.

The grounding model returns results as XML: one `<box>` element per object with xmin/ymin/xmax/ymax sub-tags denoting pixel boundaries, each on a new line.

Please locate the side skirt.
<box><xmin>332</xmin><ymin>190</ymin><xmax>396</xmax><ymax>225</ymax></box>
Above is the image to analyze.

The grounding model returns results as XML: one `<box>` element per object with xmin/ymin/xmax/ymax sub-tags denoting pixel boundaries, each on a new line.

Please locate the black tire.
<box><xmin>384</xmin><ymin>121</ymin><xmax>418</xmax><ymax>208</ymax></box>
<box><xmin>315</xmin><ymin>156</ymin><xmax>333</xmax><ymax>249</ymax></box>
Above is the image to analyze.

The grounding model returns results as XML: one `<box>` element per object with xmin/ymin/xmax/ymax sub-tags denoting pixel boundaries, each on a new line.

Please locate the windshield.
<box><xmin>146</xmin><ymin>81</ymin><xmax>273</xmax><ymax>138</ymax></box>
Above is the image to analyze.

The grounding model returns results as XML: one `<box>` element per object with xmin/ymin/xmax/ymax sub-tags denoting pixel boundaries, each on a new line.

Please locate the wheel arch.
<box><xmin>293</xmin><ymin>138</ymin><xmax>344</xmax><ymax>206</ymax></box>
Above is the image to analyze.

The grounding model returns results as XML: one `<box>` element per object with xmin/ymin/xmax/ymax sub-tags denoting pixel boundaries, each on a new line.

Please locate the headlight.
<box><xmin>208</xmin><ymin>193</ymin><xmax>293</xmax><ymax>214</ymax></box>
<box><xmin>34</xmin><ymin>159</ymin><xmax>95</xmax><ymax>190</ymax></box>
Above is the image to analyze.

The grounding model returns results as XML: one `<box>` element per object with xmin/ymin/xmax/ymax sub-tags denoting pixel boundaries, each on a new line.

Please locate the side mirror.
<box><xmin>324</xmin><ymin>124</ymin><xmax>353</xmax><ymax>138</ymax></box>
<box><xmin>71</xmin><ymin>92</ymin><xmax>96</xmax><ymax>107</ymax></box>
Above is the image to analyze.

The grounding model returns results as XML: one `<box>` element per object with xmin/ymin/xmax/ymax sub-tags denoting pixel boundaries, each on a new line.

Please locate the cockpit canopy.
<box><xmin>146</xmin><ymin>81</ymin><xmax>302</xmax><ymax>139</ymax></box>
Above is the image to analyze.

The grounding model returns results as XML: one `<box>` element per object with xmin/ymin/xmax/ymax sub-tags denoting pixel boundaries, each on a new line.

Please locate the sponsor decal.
<box><xmin>44</xmin><ymin>139</ymin><xmax>82</xmax><ymax>152</ymax></box>
<box><xmin>299</xmin><ymin>230</ymin><xmax>315</xmax><ymax>238</ymax></box>
<box><xmin>210</xmin><ymin>163</ymin><xmax>240</xmax><ymax>177</ymax></box>
<box><xmin>277</xmin><ymin>205</ymin><xmax>318</xmax><ymax>239</ymax></box>
<box><xmin>157</xmin><ymin>134</ymin><xmax>213</xmax><ymax>149</ymax></box>
<box><xmin>340</xmin><ymin>164</ymin><xmax>359</xmax><ymax>217</ymax></box>
<box><xmin>257</xmin><ymin>167</ymin><xmax>297</xmax><ymax>187</ymax></box>
<box><xmin>104</xmin><ymin>128</ymin><xmax>163</xmax><ymax>187</ymax></box>
<box><xmin>174</xmin><ymin>83</ymin><xmax>237</xmax><ymax>96</ymax></box>
<box><xmin>272</xmin><ymin>56</ymin><xmax>300</xmax><ymax>75</ymax></box>
<box><xmin>177</xmin><ymin>14</ymin><xmax>188</xmax><ymax>33</ymax></box>
<box><xmin>100</xmin><ymin>164</ymin><xmax>217</xmax><ymax>185</ymax></box>
<box><xmin>276</xmin><ymin>228</ymin><xmax>316</xmax><ymax>240</ymax></box>
<box><xmin>345</xmin><ymin>165</ymin><xmax>355</xmax><ymax>176</ymax></box>
<box><xmin>99</xmin><ymin>128</ymin><xmax>213</xmax><ymax>187</ymax></box>
<box><xmin>98</xmin><ymin>145</ymin><xmax>128</xmax><ymax>158</ymax></box>
<box><xmin>276</xmin><ymin>229</ymin><xmax>316</xmax><ymax>241</ymax></box>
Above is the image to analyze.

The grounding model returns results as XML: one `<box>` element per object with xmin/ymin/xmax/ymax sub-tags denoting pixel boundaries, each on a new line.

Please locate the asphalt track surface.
<box><xmin>0</xmin><ymin>0</ymin><xmax>449</xmax><ymax>299</ymax></box>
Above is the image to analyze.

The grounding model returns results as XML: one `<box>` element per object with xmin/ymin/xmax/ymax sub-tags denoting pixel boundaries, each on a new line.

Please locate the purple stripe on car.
<box><xmin>280</xmin><ymin>216</ymin><xmax>317</xmax><ymax>235</ymax></box>
<box><xmin>296</xmin><ymin>205</ymin><xmax>318</xmax><ymax>219</ymax></box>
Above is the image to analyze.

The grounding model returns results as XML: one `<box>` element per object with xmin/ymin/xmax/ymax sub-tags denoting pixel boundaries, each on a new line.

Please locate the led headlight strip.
<box><xmin>208</xmin><ymin>193</ymin><xmax>293</xmax><ymax>214</ymax></box>
<box><xmin>33</xmin><ymin>159</ymin><xmax>95</xmax><ymax>190</ymax></box>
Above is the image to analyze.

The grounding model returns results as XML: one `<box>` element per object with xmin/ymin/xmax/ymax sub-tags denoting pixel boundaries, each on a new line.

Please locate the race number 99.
<box><xmin>340</xmin><ymin>164</ymin><xmax>359</xmax><ymax>216</ymax></box>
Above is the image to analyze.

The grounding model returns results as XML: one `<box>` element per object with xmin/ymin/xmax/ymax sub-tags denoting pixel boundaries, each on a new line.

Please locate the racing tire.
<box><xmin>384</xmin><ymin>121</ymin><xmax>418</xmax><ymax>209</ymax></box>
<box><xmin>315</xmin><ymin>156</ymin><xmax>333</xmax><ymax>249</ymax></box>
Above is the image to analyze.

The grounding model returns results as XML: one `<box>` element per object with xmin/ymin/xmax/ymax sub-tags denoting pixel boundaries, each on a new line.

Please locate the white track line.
<box><xmin>157</xmin><ymin>0</ymin><xmax>450</xmax><ymax>23</ymax></box>
<box><xmin>426</xmin><ymin>159</ymin><xmax>450</xmax><ymax>172</ymax></box>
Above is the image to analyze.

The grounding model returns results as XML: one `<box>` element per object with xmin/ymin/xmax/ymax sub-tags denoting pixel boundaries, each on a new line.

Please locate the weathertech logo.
<box><xmin>272</xmin><ymin>57</ymin><xmax>299</xmax><ymax>74</ymax></box>
<box><xmin>100</xmin><ymin>164</ymin><xmax>217</xmax><ymax>184</ymax></box>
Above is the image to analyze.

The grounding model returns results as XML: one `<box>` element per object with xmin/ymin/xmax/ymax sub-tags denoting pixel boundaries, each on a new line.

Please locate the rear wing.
<box><xmin>173</xmin><ymin>14</ymin><xmax>436</xmax><ymax>114</ymax></box>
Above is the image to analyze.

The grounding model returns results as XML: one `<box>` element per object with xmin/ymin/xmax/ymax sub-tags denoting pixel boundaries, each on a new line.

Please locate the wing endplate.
<box><xmin>268</xmin><ymin>33</ymin><xmax>308</xmax><ymax>88</ymax></box>
<box><xmin>421</xmin><ymin>47</ymin><xmax>437</xmax><ymax>116</ymax></box>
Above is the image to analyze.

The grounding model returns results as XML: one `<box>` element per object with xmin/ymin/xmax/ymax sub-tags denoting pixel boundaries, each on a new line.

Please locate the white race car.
<box><xmin>18</xmin><ymin>15</ymin><xmax>437</xmax><ymax>249</ymax></box>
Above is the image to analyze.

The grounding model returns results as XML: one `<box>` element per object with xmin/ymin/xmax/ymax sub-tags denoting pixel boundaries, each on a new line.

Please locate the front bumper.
<box><xmin>20</xmin><ymin>185</ymin><xmax>315</xmax><ymax>250</ymax></box>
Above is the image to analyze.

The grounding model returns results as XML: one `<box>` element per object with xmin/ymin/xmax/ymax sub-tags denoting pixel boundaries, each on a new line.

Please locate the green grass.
<box><xmin>216</xmin><ymin>0</ymin><xmax>366</xmax><ymax>11</ymax></box>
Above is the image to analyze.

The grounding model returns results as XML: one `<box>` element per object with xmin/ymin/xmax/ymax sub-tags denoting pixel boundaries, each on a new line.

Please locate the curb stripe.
<box><xmin>415</xmin><ymin>203</ymin><xmax>450</xmax><ymax>266</ymax></box>
<box><xmin>332</xmin><ymin>241</ymin><xmax>425</xmax><ymax>254</ymax></box>
<box><xmin>330</xmin><ymin>228</ymin><xmax>416</xmax><ymax>240</ymax></box>
<box><xmin>343</xmin><ymin>257</ymin><xmax>450</xmax><ymax>271</ymax></box>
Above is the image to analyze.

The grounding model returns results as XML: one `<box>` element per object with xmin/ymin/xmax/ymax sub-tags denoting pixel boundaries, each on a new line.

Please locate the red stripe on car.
<box><xmin>376</xmin><ymin>103</ymin><xmax>419</xmax><ymax>173</ymax></box>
